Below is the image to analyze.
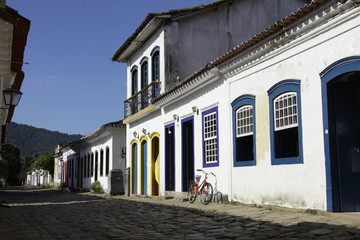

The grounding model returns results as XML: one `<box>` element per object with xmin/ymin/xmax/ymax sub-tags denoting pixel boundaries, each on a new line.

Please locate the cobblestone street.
<box><xmin>1</xmin><ymin>187</ymin><xmax>360</xmax><ymax>239</ymax></box>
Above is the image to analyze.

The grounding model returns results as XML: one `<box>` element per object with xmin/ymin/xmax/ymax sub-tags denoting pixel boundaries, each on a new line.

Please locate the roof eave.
<box><xmin>112</xmin><ymin>17</ymin><xmax>166</xmax><ymax>62</ymax></box>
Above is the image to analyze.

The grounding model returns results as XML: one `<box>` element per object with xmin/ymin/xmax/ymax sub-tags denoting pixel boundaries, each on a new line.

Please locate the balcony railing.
<box><xmin>124</xmin><ymin>81</ymin><xmax>161</xmax><ymax>119</ymax></box>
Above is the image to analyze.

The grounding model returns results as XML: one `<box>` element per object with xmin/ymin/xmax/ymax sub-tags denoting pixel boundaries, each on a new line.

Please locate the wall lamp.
<box><xmin>1</xmin><ymin>85</ymin><xmax>23</xmax><ymax>109</ymax></box>
<box><xmin>133</xmin><ymin>131</ymin><xmax>139</xmax><ymax>139</ymax></box>
<box><xmin>173</xmin><ymin>114</ymin><xmax>179</xmax><ymax>122</ymax></box>
<box><xmin>192</xmin><ymin>106</ymin><xmax>199</xmax><ymax>115</ymax></box>
<box><xmin>142</xmin><ymin>128</ymin><xmax>150</xmax><ymax>137</ymax></box>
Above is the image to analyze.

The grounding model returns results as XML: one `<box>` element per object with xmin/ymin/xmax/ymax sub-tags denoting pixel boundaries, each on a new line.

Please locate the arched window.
<box><xmin>141</xmin><ymin>57</ymin><xmax>148</xmax><ymax>89</ymax></box>
<box><xmin>232</xmin><ymin>94</ymin><xmax>256</xmax><ymax>167</ymax></box>
<box><xmin>268</xmin><ymin>80</ymin><xmax>303</xmax><ymax>165</ymax></box>
<box><xmin>151</xmin><ymin>47</ymin><xmax>160</xmax><ymax>82</ymax></box>
<box><xmin>91</xmin><ymin>152</ymin><xmax>94</xmax><ymax>177</ymax></box>
<box><xmin>87</xmin><ymin>153</ymin><xmax>90</xmax><ymax>178</ymax></box>
<box><xmin>131</xmin><ymin>66</ymin><xmax>138</xmax><ymax>95</ymax></box>
<box><xmin>105</xmin><ymin>147</ymin><xmax>110</xmax><ymax>176</ymax></box>
<box><xmin>83</xmin><ymin>155</ymin><xmax>87</xmax><ymax>178</ymax></box>
<box><xmin>100</xmin><ymin>149</ymin><xmax>104</xmax><ymax>177</ymax></box>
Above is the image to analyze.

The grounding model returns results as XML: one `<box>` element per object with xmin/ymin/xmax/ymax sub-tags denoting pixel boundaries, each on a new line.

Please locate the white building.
<box><xmin>55</xmin><ymin>121</ymin><xmax>127</xmax><ymax>194</ymax></box>
<box><xmin>26</xmin><ymin>169</ymin><xmax>51</xmax><ymax>186</ymax></box>
<box><xmin>113</xmin><ymin>0</ymin><xmax>360</xmax><ymax>212</ymax></box>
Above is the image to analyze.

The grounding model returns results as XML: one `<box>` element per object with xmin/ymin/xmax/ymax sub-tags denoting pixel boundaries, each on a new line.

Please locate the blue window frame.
<box><xmin>140</xmin><ymin>57</ymin><xmax>148</xmax><ymax>89</ymax></box>
<box><xmin>131</xmin><ymin>66</ymin><xmax>138</xmax><ymax>96</ymax></box>
<box><xmin>100</xmin><ymin>149</ymin><xmax>104</xmax><ymax>177</ymax></box>
<box><xmin>105</xmin><ymin>147</ymin><xmax>110</xmax><ymax>176</ymax></box>
<box><xmin>268</xmin><ymin>79</ymin><xmax>303</xmax><ymax>165</ymax></box>
<box><xmin>151</xmin><ymin>46</ymin><xmax>160</xmax><ymax>82</ymax></box>
<box><xmin>202</xmin><ymin>106</ymin><xmax>219</xmax><ymax>167</ymax></box>
<box><xmin>232</xmin><ymin>95</ymin><xmax>256</xmax><ymax>167</ymax></box>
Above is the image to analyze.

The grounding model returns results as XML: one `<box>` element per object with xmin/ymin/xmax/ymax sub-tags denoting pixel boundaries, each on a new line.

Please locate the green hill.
<box><xmin>5</xmin><ymin>122</ymin><xmax>83</xmax><ymax>158</ymax></box>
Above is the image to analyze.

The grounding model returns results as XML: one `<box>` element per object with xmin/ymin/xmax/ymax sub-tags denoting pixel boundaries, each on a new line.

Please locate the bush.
<box><xmin>58</xmin><ymin>181</ymin><xmax>66</xmax><ymax>189</ymax></box>
<box><xmin>89</xmin><ymin>181</ymin><xmax>104</xmax><ymax>194</ymax></box>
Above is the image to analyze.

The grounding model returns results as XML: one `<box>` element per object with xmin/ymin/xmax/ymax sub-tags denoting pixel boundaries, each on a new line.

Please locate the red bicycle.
<box><xmin>188</xmin><ymin>169</ymin><xmax>213</xmax><ymax>205</ymax></box>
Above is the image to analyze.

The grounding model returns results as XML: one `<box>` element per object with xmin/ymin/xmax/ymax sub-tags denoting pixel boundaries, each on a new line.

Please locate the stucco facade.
<box><xmin>115</xmin><ymin>0</ymin><xmax>360</xmax><ymax>212</ymax></box>
<box><xmin>56</xmin><ymin>121</ymin><xmax>126</xmax><ymax>194</ymax></box>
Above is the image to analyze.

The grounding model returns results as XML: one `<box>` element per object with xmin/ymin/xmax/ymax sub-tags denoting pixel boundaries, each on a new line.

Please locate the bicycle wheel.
<box><xmin>200</xmin><ymin>182</ymin><xmax>213</xmax><ymax>205</ymax></box>
<box><xmin>188</xmin><ymin>182</ymin><xmax>197</xmax><ymax>203</ymax></box>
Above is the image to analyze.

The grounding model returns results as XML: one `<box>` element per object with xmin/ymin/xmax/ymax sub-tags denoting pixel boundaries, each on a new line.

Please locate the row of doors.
<box><xmin>130</xmin><ymin>117</ymin><xmax>194</xmax><ymax>195</ymax></box>
<box><xmin>165</xmin><ymin>116</ymin><xmax>194</xmax><ymax>192</ymax></box>
<box><xmin>131</xmin><ymin>135</ymin><xmax>160</xmax><ymax>195</ymax></box>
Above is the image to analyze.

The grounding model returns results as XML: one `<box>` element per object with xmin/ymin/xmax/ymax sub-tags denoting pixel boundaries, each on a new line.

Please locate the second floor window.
<box><xmin>141</xmin><ymin>59</ymin><xmax>148</xmax><ymax>89</ymax></box>
<box><xmin>151</xmin><ymin>48</ymin><xmax>159</xmax><ymax>82</ymax></box>
<box><xmin>131</xmin><ymin>67</ymin><xmax>138</xmax><ymax>96</ymax></box>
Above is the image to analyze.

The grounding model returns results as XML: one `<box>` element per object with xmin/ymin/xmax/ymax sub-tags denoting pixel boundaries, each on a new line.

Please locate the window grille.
<box><xmin>274</xmin><ymin>92</ymin><xmax>298</xmax><ymax>131</ymax></box>
<box><xmin>236</xmin><ymin>105</ymin><xmax>253</xmax><ymax>137</ymax></box>
<box><xmin>204</xmin><ymin>111</ymin><xmax>218</xmax><ymax>163</ymax></box>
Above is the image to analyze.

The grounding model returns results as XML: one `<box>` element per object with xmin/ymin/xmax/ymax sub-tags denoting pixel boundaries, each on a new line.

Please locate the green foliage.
<box><xmin>32</xmin><ymin>152</ymin><xmax>55</xmax><ymax>176</ymax></box>
<box><xmin>18</xmin><ymin>156</ymin><xmax>35</xmax><ymax>181</ymax></box>
<box><xmin>0</xmin><ymin>141</ymin><xmax>22</xmax><ymax>185</ymax></box>
<box><xmin>6</xmin><ymin>122</ymin><xmax>83</xmax><ymax>158</ymax></box>
<box><xmin>89</xmin><ymin>181</ymin><xmax>104</xmax><ymax>194</ymax></box>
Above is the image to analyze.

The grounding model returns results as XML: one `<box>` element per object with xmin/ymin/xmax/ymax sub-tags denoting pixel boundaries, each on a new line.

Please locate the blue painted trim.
<box><xmin>268</xmin><ymin>79</ymin><xmax>303</xmax><ymax>165</ymax></box>
<box><xmin>150</xmin><ymin>46</ymin><xmax>160</xmax><ymax>57</ymax></box>
<box><xmin>181</xmin><ymin>115</ymin><xmax>194</xmax><ymax>192</ymax></box>
<box><xmin>164</xmin><ymin>123</ymin><xmax>175</xmax><ymax>190</ymax></box>
<box><xmin>320</xmin><ymin>56</ymin><xmax>360</xmax><ymax>212</ymax></box>
<box><xmin>141</xmin><ymin>140</ymin><xmax>147</xmax><ymax>195</ymax></box>
<box><xmin>231</xmin><ymin>94</ymin><xmax>256</xmax><ymax>107</ymax></box>
<box><xmin>232</xmin><ymin>95</ymin><xmax>256</xmax><ymax>167</ymax></box>
<box><xmin>133</xmin><ymin>144</ymin><xmax>137</xmax><ymax>194</ymax></box>
<box><xmin>131</xmin><ymin>66</ymin><xmax>138</xmax><ymax>95</ymax></box>
<box><xmin>202</xmin><ymin>106</ymin><xmax>220</xmax><ymax>168</ymax></box>
<box><xmin>140</xmin><ymin>57</ymin><xmax>148</xmax><ymax>66</ymax></box>
<box><xmin>141</xmin><ymin>60</ymin><xmax>148</xmax><ymax>89</ymax></box>
<box><xmin>151</xmin><ymin>47</ymin><xmax>160</xmax><ymax>82</ymax></box>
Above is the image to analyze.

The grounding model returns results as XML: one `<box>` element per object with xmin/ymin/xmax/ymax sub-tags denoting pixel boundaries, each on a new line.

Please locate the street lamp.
<box><xmin>3</xmin><ymin>86</ymin><xmax>22</xmax><ymax>107</ymax></box>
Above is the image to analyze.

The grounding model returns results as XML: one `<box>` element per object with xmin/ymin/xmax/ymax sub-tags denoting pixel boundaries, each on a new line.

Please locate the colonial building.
<box><xmin>112</xmin><ymin>0</ymin><xmax>307</xmax><ymax>197</ymax></box>
<box><xmin>55</xmin><ymin>121</ymin><xmax>126</xmax><ymax>194</ymax></box>
<box><xmin>0</xmin><ymin>1</ymin><xmax>30</xmax><ymax>143</ymax></box>
<box><xmin>113</xmin><ymin>0</ymin><xmax>360</xmax><ymax>212</ymax></box>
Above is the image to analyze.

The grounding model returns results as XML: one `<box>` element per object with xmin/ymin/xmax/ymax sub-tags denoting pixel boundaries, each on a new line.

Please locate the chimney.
<box><xmin>0</xmin><ymin>0</ymin><xmax>5</xmax><ymax>9</ymax></box>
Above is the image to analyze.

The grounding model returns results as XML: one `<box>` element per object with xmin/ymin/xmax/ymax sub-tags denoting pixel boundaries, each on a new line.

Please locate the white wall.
<box><xmin>228</xmin><ymin>4</ymin><xmax>360</xmax><ymax>210</ymax></box>
<box><xmin>125</xmin><ymin>0</ymin><xmax>360</xmax><ymax>211</ymax></box>
<box><xmin>126</xmin><ymin>29</ymin><xmax>165</xmax><ymax>98</ymax></box>
<box><xmin>79</xmin><ymin>128</ymin><xmax>126</xmax><ymax>193</ymax></box>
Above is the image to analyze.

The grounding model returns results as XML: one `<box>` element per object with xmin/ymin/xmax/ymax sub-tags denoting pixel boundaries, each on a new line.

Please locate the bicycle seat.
<box><xmin>195</xmin><ymin>175</ymin><xmax>201</xmax><ymax>181</ymax></box>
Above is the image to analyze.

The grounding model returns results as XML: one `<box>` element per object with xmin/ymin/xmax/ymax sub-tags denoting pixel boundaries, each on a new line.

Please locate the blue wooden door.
<box><xmin>132</xmin><ymin>144</ymin><xmax>137</xmax><ymax>194</ymax></box>
<box><xmin>165</xmin><ymin>124</ymin><xmax>175</xmax><ymax>191</ymax></box>
<box><xmin>328</xmin><ymin>72</ymin><xmax>360</xmax><ymax>212</ymax></box>
<box><xmin>142</xmin><ymin>141</ymin><xmax>147</xmax><ymax>195</ymax></box>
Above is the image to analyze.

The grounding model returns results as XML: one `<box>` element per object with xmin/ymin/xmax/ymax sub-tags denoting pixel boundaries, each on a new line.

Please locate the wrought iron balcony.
<box><xmin>124</xmin><ymin>81</ymin><xmax>161</xmax><ymax>119</ymax></box>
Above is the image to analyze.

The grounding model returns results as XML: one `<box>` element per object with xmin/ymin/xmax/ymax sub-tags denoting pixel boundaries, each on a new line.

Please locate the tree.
<box><xmin>19</xmin><ymin>156</ymin><xmax>35</xmax><ymax>181</ymax></box>
<box><xmin>32</xmin><ymin>152</ymin><xmax>55</xmax><ymax>176</ymax></box>
<box><xmin>0</xmin><ymin>141</ymin><xmax>22</xmax><ymax>185</ymax></box>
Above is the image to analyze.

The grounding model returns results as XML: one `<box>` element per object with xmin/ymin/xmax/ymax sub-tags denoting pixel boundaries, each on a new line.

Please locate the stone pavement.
<box><xmin>0</xmin><ymin>186</ymin><xmax>360</xmax><ymax>240</ymax></box>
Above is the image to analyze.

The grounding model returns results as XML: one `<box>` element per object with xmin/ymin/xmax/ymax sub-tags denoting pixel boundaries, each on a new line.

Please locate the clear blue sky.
<box><xmin>7</xmin><ymin>0</ymin><xmax>213</xmax><ymax>135</ymax></box>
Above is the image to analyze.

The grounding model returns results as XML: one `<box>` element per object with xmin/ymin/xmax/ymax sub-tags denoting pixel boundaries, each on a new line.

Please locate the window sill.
<box><xmin>234</xmin><ymin>160</ymin><xmax>256</xmax><ymax>167</ymax></box>
<box><xmin>271</xmin><ymin>156</ymin><xmax>303</xmax><ymax>165</ymax></box>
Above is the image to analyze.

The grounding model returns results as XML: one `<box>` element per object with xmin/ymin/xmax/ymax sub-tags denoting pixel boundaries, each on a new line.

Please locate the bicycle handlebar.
<box><xmin>196</xmin><ymin>169</ymin><xmax>216</xmax><ymax>178</ymax></box>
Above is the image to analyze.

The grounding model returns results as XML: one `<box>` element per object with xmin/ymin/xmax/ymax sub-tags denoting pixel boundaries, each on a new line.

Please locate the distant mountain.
<box><xmin>5</xmin><ymin>122</ymin><xmax>83</xmax><ymax>158</ymax></box>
